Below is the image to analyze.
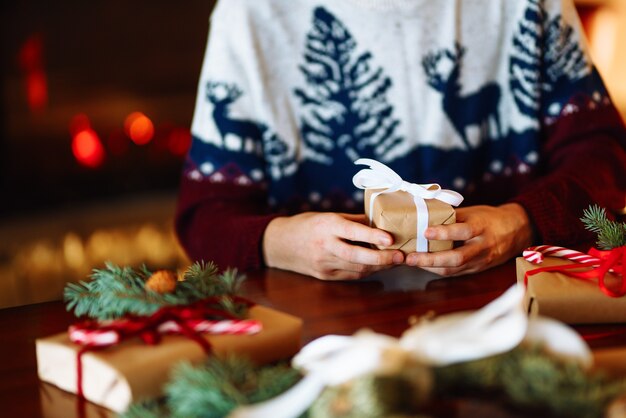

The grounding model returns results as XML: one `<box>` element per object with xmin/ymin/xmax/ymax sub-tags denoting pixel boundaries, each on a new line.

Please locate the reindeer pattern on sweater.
<box><xmin>186</xmin><ymin>0</ymin><xmax>610</xmax><ymax>212</ymax></box>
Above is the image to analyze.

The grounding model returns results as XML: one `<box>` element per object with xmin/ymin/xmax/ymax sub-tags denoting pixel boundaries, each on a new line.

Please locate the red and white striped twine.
<box><xmin>523</xmin><ymin>245</ymin><xmax>601</xmax><ymax>265</ymax></box>
<box><xmin>69</xmin><ymin>326</ymin><xmax>120</xmax><ymax>347</ymax></box>
<box><xmin>158</xmin><ymin>319</ymin><xmax>262</xmax><ymax>335</ymax></box>
<box><xmin>69</xmin><ymin>319</ymin><xmax>262</xmax><ymax>347</ymax></box>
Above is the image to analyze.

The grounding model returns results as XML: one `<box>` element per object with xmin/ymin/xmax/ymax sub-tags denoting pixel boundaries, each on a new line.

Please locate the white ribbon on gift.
<box><xmin>227</xmin><ymin>285</ymin><xmax>591</xmax><ymax>418</ymax></box>
<box><xmin>352</xmin><ymin>158</ymin><xmax>464</xmax><ymax>252</ymax></box>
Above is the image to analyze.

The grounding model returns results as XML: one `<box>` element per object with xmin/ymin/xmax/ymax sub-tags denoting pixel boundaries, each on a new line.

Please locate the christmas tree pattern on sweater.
<box><xmin>186</xmin><ymin>1</ymin><xmax>612</xmax><ymax>212</ymax></box>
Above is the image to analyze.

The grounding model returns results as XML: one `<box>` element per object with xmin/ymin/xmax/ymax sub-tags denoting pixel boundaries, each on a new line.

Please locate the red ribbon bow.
<box><xmin>70</xmin><ymin>296</ymin><xmax>259</xmax><ymax>398</ymax></box>
<box><xmin>524</xmin><ymin>246</ymin><xmax>626</xmax><ymax>297</ymax></box>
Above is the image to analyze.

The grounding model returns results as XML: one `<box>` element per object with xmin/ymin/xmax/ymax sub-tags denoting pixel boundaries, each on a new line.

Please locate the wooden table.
<box><xmin>2</xmin><ymin>261</ymin><xmax>626</xmax><ymax>417</ymax></box>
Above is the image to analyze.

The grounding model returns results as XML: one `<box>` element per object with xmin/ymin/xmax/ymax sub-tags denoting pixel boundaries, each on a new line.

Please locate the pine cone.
<box><xmin>145</xmin><ymin>270</ymin><xmax>177</xmax><ymax>294</ymax></box>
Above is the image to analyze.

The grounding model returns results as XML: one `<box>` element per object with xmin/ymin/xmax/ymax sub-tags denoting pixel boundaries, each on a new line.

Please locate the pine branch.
<box><xmin>123</xmin><ymin>399</ymin><xmax>167</xmax><ymax>418</ymax></box>
<box><xmin>164</xmin><ymin>357</ymin><xmax>301</xmax><ymax>418</ymax></box>
<box><xmin>435</xmin><ymin>345</ymin><xmax>626</xmax><ymax>418</ymax></box>
<box><xmin>64</xmin><ymin>261</ymin><xmax>247</xmax><ymax>320</ymax></box>
<box><xmin>580</xmin><ymin>205</ymin><xmax>626</xmax><ymax>250</ymax></box>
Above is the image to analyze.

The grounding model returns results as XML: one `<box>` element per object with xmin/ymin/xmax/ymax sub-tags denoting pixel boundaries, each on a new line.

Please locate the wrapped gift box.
<box><xmin>36</xmin><ymin>305</ymin><xmax>302</xmax><ymax>413</ymax></box>
<box><xmin>516</xmin><ymin>256</ymin><xmax>626</xmax><ymax>324</ymax></box>
<box><xmin>365</xmin><ymin>188</ymin><xmax>456</xmax><ymax>254</ymax></box>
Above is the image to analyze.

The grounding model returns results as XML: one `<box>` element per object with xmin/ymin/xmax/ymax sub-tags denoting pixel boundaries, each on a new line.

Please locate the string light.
<box><xmin>72</xmin><ymin>128</ymin><xmax>105</xmax><ymax>168</ymax></box>
<box><xmin>18</xmin><ymin>34</ymin><xmax>48</xmax><ymax>112</ymax></box>
<box><xmin>125</xmin><ymin>111</ymin><xmax>154</xmax><ymax>145</ymax></box>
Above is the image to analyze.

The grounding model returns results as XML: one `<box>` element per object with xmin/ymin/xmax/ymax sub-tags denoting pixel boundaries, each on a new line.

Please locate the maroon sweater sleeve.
<box><xmin>175</xmin><ymin>176</ymin><xmax>278</xmax><ymax>271</ymax></box>
<box><xmin>511</xmin><ymin>103</ymin><xmax>626</xmax><ymax>247</ymax></box>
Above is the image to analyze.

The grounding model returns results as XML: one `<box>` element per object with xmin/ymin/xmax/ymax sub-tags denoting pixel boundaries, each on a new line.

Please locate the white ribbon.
<box><xmin>227</xmin><ymin>285</ymin><xmax>591</xmax><ymax>418</ymax></box>
<box><xmin>352</xmin><ymin>158</ymin><xmax>464</xmax><ymax>252</ymax></box>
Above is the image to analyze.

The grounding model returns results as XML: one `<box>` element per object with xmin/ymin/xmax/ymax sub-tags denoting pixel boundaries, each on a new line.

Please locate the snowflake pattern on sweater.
<box><xmin>185</xmin><ymin>0</ymin><xmax>611</xmax><ymax>214</ymax></box>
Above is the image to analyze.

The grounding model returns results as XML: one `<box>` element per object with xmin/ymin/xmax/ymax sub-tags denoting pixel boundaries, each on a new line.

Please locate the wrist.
<box><xmin>262</xmin><ymin>216</ymin><xmax>289</xmax><ymax>268</ymax></box>
<box><xmin>499</xmin><ymin>203</ymin><xmax>534</xmax><ymax>251</ymax></box>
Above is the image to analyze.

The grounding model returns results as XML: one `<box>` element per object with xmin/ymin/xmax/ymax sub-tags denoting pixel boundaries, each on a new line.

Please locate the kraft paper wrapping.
<box><xmin>39</xmin><ymin>383</ymin><xmax>116</xmax><ymax>418</ymax></box>
<box><xmin>365</xmin><ymin>188</ymin><xmax>456</xmax><ymax>254</ymax></box>
<box><xmin>516</xmin><ymin>257</ymin><xmax>626</xmax><ymax>324</ymax></box>
<box><xmin>36</xmin><ymin>305</ymin><xmax>302</xmax><ymax>413</ymax></box>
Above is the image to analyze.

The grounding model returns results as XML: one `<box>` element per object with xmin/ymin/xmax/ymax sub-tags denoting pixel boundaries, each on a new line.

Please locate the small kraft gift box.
<box><xmin>353</xmin><ymin>159</ymin><xmax>464</xmax><ymax>254</ymax></box>
<box><xmin>516</xmin><ymin>245</ymin><xmax>626</xmax><ymax>324</ymax></box>
<box><xmin>516</xmin><ymin>206</ymin><xmax>626</xmax><ymax>324</ymax></box>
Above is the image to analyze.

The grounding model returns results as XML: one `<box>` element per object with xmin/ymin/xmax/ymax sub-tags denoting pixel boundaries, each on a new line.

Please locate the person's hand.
<box><xmin>405</xmin><ymin>203</ymin><xmax>533</xmax><ymax>276</ymax></box>
<box><xmin>263</xmin><ymin>212</ymin><xmax>404</xmax><ymax>280</ymax></box>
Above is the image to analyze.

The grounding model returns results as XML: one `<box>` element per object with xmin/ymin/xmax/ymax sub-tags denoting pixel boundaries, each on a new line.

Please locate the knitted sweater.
<box><xmin>176</xmin><ymin>0</ymin><xmax>626</xmax><ymax>271</ymax></box>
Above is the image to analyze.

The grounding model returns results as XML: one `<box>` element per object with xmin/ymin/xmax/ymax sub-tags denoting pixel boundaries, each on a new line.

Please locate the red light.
<box><xmin>26</xmin><ymin>70</ymin><xmax>47</xmax><ymax>111</ymax></box>
<box><xmin>19</xmin><ymin>34</ymin><xmax>48</xmax><ymax>112</ymax></box>
<box><xmin>124</xmin><ymin>112</ymin><xmax>154</xmax><ymax>145</ymax></box>
<box><xmin>167</xmin><ymin>127</ymin><xmax>192</xmax><ymax>156</ymax></box>
<box><xmin>72</xmin><ymin>129</ymin><xmax>105</xmax><ymax>168</ymax></box>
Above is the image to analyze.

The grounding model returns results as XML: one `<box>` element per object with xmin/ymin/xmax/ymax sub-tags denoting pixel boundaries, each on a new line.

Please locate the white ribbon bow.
<box><xmin>352</xmin><ymin>158</ymin><xmax>464</xmax><ymax>252</ymax></box>
<box><xmin>227</xmin><ymin>285</ymin><xmax>591</xmax><ymax>418</ymax></box>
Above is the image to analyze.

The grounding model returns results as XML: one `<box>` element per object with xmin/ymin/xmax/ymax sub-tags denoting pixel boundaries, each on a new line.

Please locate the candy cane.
<box><xmin>70</xmin><ymin>319</ymin><xmax>262</xmax><ymax>347</ymax></box>
<box><xmin>523</xmin><ymin>245</ymin><xmax>602</xmax><ymax>265</ymax></box>
<box><xmin>69</xmin><ymin>326</ymin><xmax>120</xmax><ymax>347</ymax></box>
<box><xmin>158</xmin><ymin>319</ymin><xmax>262</xmax><ymax>335</ymax></box>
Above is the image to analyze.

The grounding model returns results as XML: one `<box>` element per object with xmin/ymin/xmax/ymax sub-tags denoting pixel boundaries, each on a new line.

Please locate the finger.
<box><xmin>335</xmin><ymin>217</ymin><xmax>393</xmax><ymax>246</ymax></box>
<box><xmin>323</xmin><ymin>269</ymin><xmax>365</xmax><ymax>281</ymax></box>
<box><xmin>418</xmin><ymin>265</ymin><xmax>476</xmax><ymax>277</ymax></box>
<box><xmin>340</xmin><ymin>213</ymin><xmax>369</xmax><ymax>224</ymax></box>
<box><xmin>417</xmin><ymin>251</ymin><xmax>493</xmax><ymax>275</ymax></box>
<box><xmin>325</xmin><ymin>261</ymin><xmax>396</xmax><ymax>280</ymax></box>
<box><xmin>333</xmin><ymin>240</ymin><xmax>404</xmax><ymax>266</ymax></box>
<box><xmin>312</xmin><ymin>269</ymin><xmax>359</xmax><ymax>281</ymax></box>
<box><xmin>454</xmin><ymin>207</ymin><xmax>476</xmax><ymax>222</ymax></box>
<box><xmin>425</xmin><ymin>222</ymin><xmax>477</xmax><ymax>242</ymax></box>
<box><xmin>405</xmin><ymin>243</ymin><xmax>482</xmax><ymax>268</ymax></box>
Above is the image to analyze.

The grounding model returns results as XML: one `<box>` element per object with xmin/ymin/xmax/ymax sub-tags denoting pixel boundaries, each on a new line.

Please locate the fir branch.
<box><xmin>64</xmin><ymin>263</ymin><xmax>172</xmax><ymax>319</ymax></box>
<box><xmin>64</xmin><ymin>261</ymin><xmax>247</xmax><ymax>320</ymax></box>
<box><xmin>435</xmin><ymin>345</ymin><xmax>626</xmax><ymax>418</ymax></box>
<box><xmin>580</xmin><ymin>205</ymin><xmax>626</xmax><ymax>250</ymax></box>
<box><xmin>581</xmin><ymin>205</ymin><xmax>610</xmax><ymax>234</ymax></box>
<box><xmin>123</xmin><ymin>399</ymin><xmax>167</xmax><ymax>418</ymax></box>
<box><xmin>164</xmin><ymin>357</ymin><xmax>301</xmax><ymax>418</ymax></box>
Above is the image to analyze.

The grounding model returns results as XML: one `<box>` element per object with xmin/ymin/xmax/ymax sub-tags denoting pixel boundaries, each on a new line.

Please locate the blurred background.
<box><xmin>0</xmin><ymin>0</ymin><xmax>624</xmax><ymax>308</ymax></box>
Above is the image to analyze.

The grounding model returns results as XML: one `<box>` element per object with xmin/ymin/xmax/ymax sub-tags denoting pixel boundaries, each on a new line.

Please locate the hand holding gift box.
<box><xmin>352</xmin><ymin>159</ymin><xmax>464</xmax><ymax>254</ymax></box>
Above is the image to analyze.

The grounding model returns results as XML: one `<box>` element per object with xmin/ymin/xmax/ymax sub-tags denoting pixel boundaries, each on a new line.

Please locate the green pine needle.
<box><xmin>123</xmin><ymin>357</ymin><xmax>302</xmax><ymax>418</ymax></box>
<box><xmin>580</xmin><ymin>205</ymin><xmax>626</xmax><ymax>250</ymax></box>
<box><xmin>435</xmin><ymin>345</ymin><xmax>626</xmax><ymax>418</ymax></box>
<box><xmin>64</xmin><ymin>261</ymin><xmax>247</xmax><ymax>320</ymax></box>
<box><xmin>123</xmin><ymin>399</ymin><xmax>167</xmax><ymax>418</ymax></box>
